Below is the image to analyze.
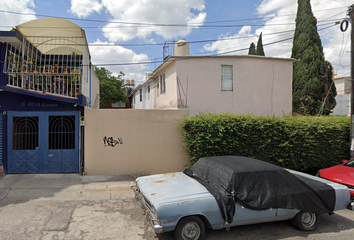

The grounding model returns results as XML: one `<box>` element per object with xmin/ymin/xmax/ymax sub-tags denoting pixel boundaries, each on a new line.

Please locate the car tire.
<box><xmin>292</xmin><ymin>211</ymin><xmax>318</xmax><ymax>231</ymax></box>
<box><xmin>174</xmin><ymin>216</ymin><xmax>206</xmax><ymax>240</ymax></box>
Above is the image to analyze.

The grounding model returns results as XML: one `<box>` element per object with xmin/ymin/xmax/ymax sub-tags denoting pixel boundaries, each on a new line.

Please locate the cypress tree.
<box><xmin>291</xmin><ymin>0</ymin><xmax>335</xmax><ymax>115</ymax></box>
<box><xmin>256</xmin><ymin>32</ymin><xmax>265</xmax><ymax>56</ymax></box>
<box><xmin>323</xmin><ymin>61</ymin><xmax>337</xmax><ymax>115</ymax></box>
<box><xmin>248</xmin><ymin>42</ymin><xmax>256</xmax><ymax>55</ymax></box>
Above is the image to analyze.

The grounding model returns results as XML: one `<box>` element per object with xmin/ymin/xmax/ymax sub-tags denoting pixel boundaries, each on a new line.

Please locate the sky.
<box><xmin>1</xmin><ymin>0</ymin><xmax>353</xmax><ymax>85</ymax></box>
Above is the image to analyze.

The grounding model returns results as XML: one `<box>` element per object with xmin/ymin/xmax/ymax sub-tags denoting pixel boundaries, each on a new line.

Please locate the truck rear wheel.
<box><xmin>292</xmin><ymin>211</ymin><xmax>318</xmax><ymax>231</ymax></box>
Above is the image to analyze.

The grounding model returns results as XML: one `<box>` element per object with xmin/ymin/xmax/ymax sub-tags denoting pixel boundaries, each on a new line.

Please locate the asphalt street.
<box><xmin>0</xmin><ymin>174</ymin><xmax>353</xmax><ymax>240</ymax></box>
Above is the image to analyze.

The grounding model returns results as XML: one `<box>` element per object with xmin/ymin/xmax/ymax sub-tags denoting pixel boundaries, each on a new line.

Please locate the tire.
<box><xmin>174</xmin><ymin>216</ymin><xmax>206</xmax><ymax>240</ymax></box>
<box><xmin>292</xmin><ymin>211</ymin><xmax>318</xmax><ymax>231</ymax></box>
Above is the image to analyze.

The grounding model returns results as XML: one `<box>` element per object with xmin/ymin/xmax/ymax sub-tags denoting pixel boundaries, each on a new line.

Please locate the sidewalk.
<box><xmin>0</xmin><ymin>174</ymin><xmax>137</xmax><ymax>201</ymax></box>
<box><xmin>0</xmin><ymin>174</ymin><xmax>159</xmax><ymax>240</ymax></box>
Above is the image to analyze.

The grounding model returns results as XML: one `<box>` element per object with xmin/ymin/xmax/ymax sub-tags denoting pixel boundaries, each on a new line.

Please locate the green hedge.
<box><xmin>180</xmin><ymin>113</ymin><xmax>350</xmax><ymax>173</ymax></box>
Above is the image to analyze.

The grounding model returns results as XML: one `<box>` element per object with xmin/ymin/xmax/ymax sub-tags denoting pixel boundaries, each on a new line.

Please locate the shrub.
<box><xmin>180</xmin><ymin>113</ymin><xmax>350</xmax><ymax>172</ymax></box>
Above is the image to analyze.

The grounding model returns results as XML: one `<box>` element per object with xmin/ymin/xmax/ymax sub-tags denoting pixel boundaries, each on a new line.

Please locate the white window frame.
<box><xmin>160</xmin><ymin>73</ymin><xmax>166</xmax><ymax>94</ymax></box>
<box><xmin>221</xmin><ymin>65</ymin><xmax>233</xmax><ymax>91</ymax></box>
<box><xmin>147</xmin><ymin>85</ymin><xmax>150</xmax><ymax>100</ymax></box>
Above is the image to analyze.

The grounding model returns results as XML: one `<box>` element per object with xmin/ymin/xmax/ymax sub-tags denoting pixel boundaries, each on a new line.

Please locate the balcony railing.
<box><xmin>3</xmin><ymin>37</ymin><xmax>83</xmax><ymax>98</ymax></box>
<box><xmin>5</xmin><ymin>61</ymin><xmax>82</xmax><ymax>98</ymax></box>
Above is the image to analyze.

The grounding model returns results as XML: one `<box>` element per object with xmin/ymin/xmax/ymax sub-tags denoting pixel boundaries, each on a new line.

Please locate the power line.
<box><xmin>0</xmin><ymin>6</ymin><xmax>347</xmax><ymax>28</ymax></box>
<box><xmin>7</xmin><ymin>22</ymin><xmax>334</xmax><ymax>49</ymax></box>
<box><xmin>91</xmin><ymin>23</ymin><xmax>339</xmax><ymax>66</ymax></box>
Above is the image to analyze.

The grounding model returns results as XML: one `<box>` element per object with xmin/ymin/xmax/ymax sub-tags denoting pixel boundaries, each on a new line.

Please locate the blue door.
<box><xmin>7</xmin><ymin>111</ymin><xmax>80</xmax><ymax>173</ymax></box>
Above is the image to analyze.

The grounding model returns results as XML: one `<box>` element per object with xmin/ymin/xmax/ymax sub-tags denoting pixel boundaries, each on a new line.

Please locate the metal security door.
<box><xmin>7</xmin><ymin>112</ymin><xmax>79</xmax><ymax>173</ymax></box>
<box><xmin>8</xmin><ymin>113</ymin><xmax>41</xmax><ymax>173</ymax></box>
<box><xmin>46</xmin><ymin>114</ymin><xmax>79</xmax><ymax>173</ymax></box>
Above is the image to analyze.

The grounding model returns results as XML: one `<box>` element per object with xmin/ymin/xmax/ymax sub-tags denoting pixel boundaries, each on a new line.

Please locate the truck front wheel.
<box><xmin>174</xmin><ymin>216</ymin><xmax>206</xmax><ymax>240</ymax></box>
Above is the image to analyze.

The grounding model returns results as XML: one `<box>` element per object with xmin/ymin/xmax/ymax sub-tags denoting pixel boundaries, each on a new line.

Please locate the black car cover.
<box><xmin>183</xmin><ymin>156</ymin><xmax>335</xmax><ymax>224</ymax></box>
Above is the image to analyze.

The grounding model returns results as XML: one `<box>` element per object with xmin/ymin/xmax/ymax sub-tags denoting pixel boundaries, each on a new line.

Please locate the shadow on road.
<box><xmin>153</xmin><ymin>209</ymin><xmax>354</xmax><ymax>240</ymax></box>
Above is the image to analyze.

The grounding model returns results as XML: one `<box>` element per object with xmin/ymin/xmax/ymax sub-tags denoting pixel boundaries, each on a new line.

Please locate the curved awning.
<box><xmin>15</xmin><ymin>17</ymin><xmax>85</xmax><ymax>55</ymax></box>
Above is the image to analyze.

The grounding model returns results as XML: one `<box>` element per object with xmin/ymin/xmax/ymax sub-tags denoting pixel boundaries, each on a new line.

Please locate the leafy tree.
<box><xmin>94</xmin><ymin>67</ymin><xmax>128</xmax><ymax>108</ymax></box>
<box><xmin>248</xmin><ymin>42</ymin><xmax>256</xmax><ymax>55</ymax></box>
<box><xmin>291</xmin><ymin>0</ymin><xmax>336</xmax><ymax>115</ymax></box>
<box><xmin>256</xmin><ymin>32</ymin><xmax>265</xmax><ymax>56</ymax></box>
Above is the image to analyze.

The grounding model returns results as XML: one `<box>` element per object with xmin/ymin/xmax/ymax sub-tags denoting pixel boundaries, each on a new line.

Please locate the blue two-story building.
<box><xmin>0</xmin><ymin>17</ymin><xmax>100</xmax><ymax>174</ymax></box>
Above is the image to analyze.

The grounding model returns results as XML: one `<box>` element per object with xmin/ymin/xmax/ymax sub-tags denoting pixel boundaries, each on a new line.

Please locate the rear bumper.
<box><xmin>132</xmin><ymin>185</ymin><xmax>164</xmax><ymax>234</ymax></box>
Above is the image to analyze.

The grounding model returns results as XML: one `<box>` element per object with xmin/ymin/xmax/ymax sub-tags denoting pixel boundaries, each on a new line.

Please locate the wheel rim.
<box><xmin>181</xmin><ymin>222</ymin><xmax>201</xmax><ymax>240</ymax></box>
<box><xmin>301</xmin><ymin>212</ymin><xmax>316</xmax><ymax>227</ymax></box>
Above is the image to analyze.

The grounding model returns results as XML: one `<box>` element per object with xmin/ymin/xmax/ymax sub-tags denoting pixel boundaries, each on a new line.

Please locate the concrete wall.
<box><xmin>84</xmin><ymin>109</ymin><xmax>190</xmax><ymax>175</ymax></box>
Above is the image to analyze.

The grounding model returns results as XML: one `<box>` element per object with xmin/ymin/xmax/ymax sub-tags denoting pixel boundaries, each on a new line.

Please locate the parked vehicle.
<box><xmin>317</xmin><ymin>159</ymin><xmax>354</xmax><ymax>200</ymax></box>
<box><xmin>133</xmin><ymin>156</ymin><xmax>352</xmax><ymax>240</ymax></box>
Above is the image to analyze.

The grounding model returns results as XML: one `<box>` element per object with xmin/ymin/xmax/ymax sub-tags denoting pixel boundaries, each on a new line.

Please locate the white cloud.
<box><xmin>69</xmin><ymin>0</ymin><xmax>102</xmax><ymax>18</ymax></box>
<box><xmin>256</xmin><ymin>0</ymin><xmax>293</xmax><ymax>15</ymax></box>
<box><xmin>70</xmin><ymin>0</ymin><xmax>206</xmax><ymax>41</ymax></box>
<box><xmin>202</xmin><ymin>0</ymin><xmax>352</xmax><ymax>78</ymax></box>
<box><xmin>0</xmin><ymin>0</ymin><xmax>36</xmax><ymax>31</ymax></box>
<box><xmin>89</xmin><ymin>39</ymin><xmax>150</xmax><ymax>84</ymax></box>
<box><xmin>203</xmin><ymin>26</ymin><xmax>257</xmax><ymax>54</ymax></box>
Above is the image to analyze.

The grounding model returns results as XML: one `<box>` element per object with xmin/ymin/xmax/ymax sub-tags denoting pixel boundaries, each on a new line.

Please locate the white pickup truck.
<box><xmin>133</xmin><ymin>156</ymin><xmax>352</xmax><ymax>240</ymax></box>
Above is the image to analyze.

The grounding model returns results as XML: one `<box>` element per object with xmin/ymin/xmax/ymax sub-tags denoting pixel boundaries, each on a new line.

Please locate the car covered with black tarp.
<box><xmin>133</xmin><ymin>156</ymin><xmax>352</xmax><ymax>240</ymax></box>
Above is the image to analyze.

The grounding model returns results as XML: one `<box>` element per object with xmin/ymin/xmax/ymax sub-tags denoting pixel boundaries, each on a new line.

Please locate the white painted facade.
<box><xmin>132</xmin><ymin>55</ymin><xmax>295</xmax><ymax>116</ymax></box>
<box><xmin>132</xmin><ymin>81</ymin><xmax>155</xmax><ymax>109</ymax></box>
<box><xmin>332</xmin><ymin>77</ymin><xmax>351</xmax><ymax>116</ymax></box>
<box><xmin>131</xmin><ymin>39</ymin><xmax>295</xmax><ymax>116</ymax></box>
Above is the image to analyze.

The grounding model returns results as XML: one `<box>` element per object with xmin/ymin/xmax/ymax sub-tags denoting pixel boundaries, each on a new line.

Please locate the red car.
<box><xmin>317</xmin><ymin>159</ymin><xmax>354</xmax><ymax>200</ymax></box>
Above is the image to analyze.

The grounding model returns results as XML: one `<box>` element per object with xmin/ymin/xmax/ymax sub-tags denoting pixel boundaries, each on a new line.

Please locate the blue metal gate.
<box><xmin>7</xmin><ymin>111</ymin><xmax>80</xmax><ymax>173</ymax></box>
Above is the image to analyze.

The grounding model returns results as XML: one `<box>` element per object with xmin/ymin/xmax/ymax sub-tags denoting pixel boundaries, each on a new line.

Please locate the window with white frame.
<box><xmin>140</xmin><ymin>89</ymin><xmax>142</xmax><ymax>102</ymax></box>
<box><xmin>147</xmin><ymin>85</ymin><xmax>150</xmax><ymax>100</ymax></box>
<box><xmin>160</xmin><ymin>73</ymin><xmax>166</xmax><ymax>94</ymax></box>
<box><xmin>221</xmin><ymin>65</ymin><xmax>233</xmax><ymax>91</ymax></box>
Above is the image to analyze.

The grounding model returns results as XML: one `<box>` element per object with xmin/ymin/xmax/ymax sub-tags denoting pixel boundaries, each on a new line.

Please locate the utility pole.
<box><xmin>350</xmin><ymin>4</ymin><xmax>354</xmax><ymax>158</ymax></box>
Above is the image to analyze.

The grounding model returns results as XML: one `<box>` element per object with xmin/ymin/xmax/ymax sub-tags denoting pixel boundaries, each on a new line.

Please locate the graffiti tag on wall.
<box><xmin>103</xmin><ymin>136</ymin><xmax>123</xmax><ymax>147</ymax></box>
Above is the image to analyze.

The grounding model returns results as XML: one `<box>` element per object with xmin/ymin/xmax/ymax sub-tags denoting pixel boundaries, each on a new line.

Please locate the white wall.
<box><xmin>132</xmin><ymin>82</ymin><xmax>155</xmax><ymax>109</ymax></box>
<box><xmin>132</xmin><ymin>87</ymin><xmax>144</xmax><ymax>109</ymax></box>
<box><xmin>332</xmin><ymin>94</ymin><xmax>350</xmax><ymax>116</ymax></box>
<box><xmin>136</xmin><ymin>56</ymin><xmax>294</xmax><ymax>116</ymax></box>
<box><xmin>144</xmin><ymin>82</ymin><xmax>154</xmax><ymax>109</ymax></box>
<box><xmin>175</xmin><ymin>56</ymin><xmax>294</xmax><ymax>116</ymax></box>
<box><xmin>90</xmin><ymin>66</ymin><xmax>100</xmax><ymax>109</ymax></box>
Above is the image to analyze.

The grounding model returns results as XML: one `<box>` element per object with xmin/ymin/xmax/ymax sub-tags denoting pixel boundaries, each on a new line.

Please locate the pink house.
<box><xmin>132</xmin><ymin>39</ymin><xmax>295</xmax><ymax>116</ymax></box>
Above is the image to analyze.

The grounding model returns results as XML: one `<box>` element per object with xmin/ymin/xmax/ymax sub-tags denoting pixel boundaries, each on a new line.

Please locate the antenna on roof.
<box><xmin>163</xmin><ymin>41</ymin><xmax>169</xmax><ymax>60</ymax></box>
